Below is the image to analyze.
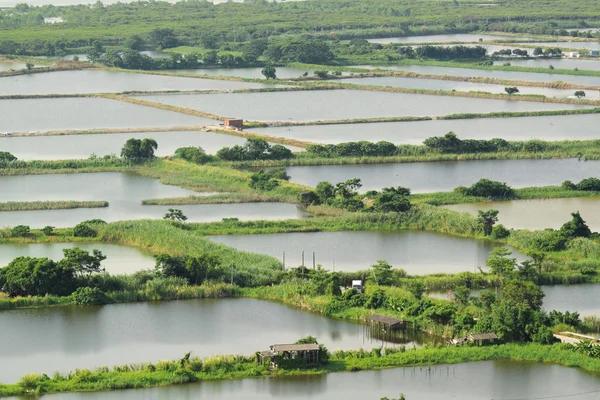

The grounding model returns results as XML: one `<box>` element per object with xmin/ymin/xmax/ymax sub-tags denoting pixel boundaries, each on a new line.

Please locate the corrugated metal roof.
<box><xmin>272</xmin><ymin>343</ymin><xmax>320</xmax><ymax>352</ymax></box>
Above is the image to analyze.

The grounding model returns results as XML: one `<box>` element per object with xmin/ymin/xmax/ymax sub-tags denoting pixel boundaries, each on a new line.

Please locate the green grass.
<box><xmin>141</xmin><ymin>193</ymin><xmax>297</xmax><ymax>205</ymax></box>
<box><xmin>0</xmin><ymin>200</ymin><xmax>108</xmax><ymax>212</ymax></box>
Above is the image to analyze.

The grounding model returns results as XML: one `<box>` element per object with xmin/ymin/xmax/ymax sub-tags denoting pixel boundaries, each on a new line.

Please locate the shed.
<box><xmin>590</xmin><ymin>50</ymin><xmax>599</xmax><ymax>56</ymax></box>
<box><xmin>258</xmin><ymin>343</ymin><xmax>321</xmax><ymax>368</ymax></box>
<box><xmin>366</xmin><ymin>314</ymin><xmax>404</xmax><ymax>329</ymax></box>
<box><xmin>468</xmin><ymin>333</ymin><xmax>498</xmax><ymax>345</ymax></box>
<box><xmin>224</xmin><ymin>119</ymin><xmax>244</xmax><ymax>129</ymax></box>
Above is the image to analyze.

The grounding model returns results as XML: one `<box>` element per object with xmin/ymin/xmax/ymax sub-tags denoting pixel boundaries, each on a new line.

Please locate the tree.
<box><xmin>25</xmin><ymin>62</ymin><xmax>34</xmax><ymax>72</ymax></box>
<box><xmin>465</xmin><ymin>179</ymin><xmax>513</xmax><ymax>198</ymax></box>
<box><xmin>61</xmin><ymin>247</ymin><xmax>106</xmax><ymax>277</ymax></box>
<box><xmin>261</xmin><ymin>66</ymin><xmax>277</xmax><ymax>79</ymax></box>
<box><xmin>407</xmin><ymin>281</ymin><xmax>425</xmax><ymax>300</ymax></box>
<box><xmin>41</xmin><ymin>226</ymin><xmax>54</xmax><ymax>236</ymax></box>
<box><xmin>486</xmin><ymin>247</ymin><xmax>516</xmax><ymax>277</ymax></box>
<box><xmin>87</xmin><ymin>40</ymin><xmax>105</xmax><ymax>62</ymax></box>
<box><xmin>574</xmin><ymin>90</ymin><xmax>586</xmax><ymax>99</ymax></box>
<box><xmin>504</xmin><ymin>87</ymin><xmax>519</xmax><ymax>95</ymax></box>
<box><xmin>121</xmin><ymin>138</ymin><xmax>158</xmax><ymax>162</ymax></box>
<box><xmin>453</xmin><ymin>285</ymin><xmax>470</xmax><ymax>305</ymax></box>
<box><xmin>244</xmin><ymin>138</ymin><xmax>271</xmax><ymax>160</ymax></box>
<box><xmin>533</xmin><ymin>47</ymin><xmax>543</xmax><ymax>56</ymax></box>
<box><xmin>0</xmin><ymin>151</ymin><xmax>17</xmax><ymax>164</ymax></box>
<box><xmin>124</xmin><ymin>35</ymin><xmax>144</xmax><ymax>50</ymax></box>
<box><xmin>477</xmin><ymin>209</ymin><xmax>499</xmax><ymax>236</ymax></box>
<box><xmin>73</xmin><ymin>223</ymin><xmax>97</xmax><ymax>238</ymax></box>
<box><xmin>249</xmin><ymin>170</ymin><xmax>279</xmax><ymax>191</ymax></box>
<box><xmin>11</xmin><ymin>225</ymin><xmax>30</xmax><ymax>237</ymax></box>
<box><xmin>371</xmin><ymin>260</ymin><xmax>393</xmax><ymax>286</ymax></box>
<box><xmin>314</xmin><ymin>70</ymin><xmax>329</xmax><ymax>78</ymax></box>
<box><xmin>148</xmin><ymin>28</ymin><xmax>178</xmax><ymax>50</ymax></box>
<box><xmin>315</xmin><ymin>181</ymin><xmax>335</xmax><ymax>203</ymax></box>
<box><xmin>335</xmin><ymin>178</ymin><xmax>362</xmax><ymax>199</ymax></box>
<box><xmin>0</xmin><ymin>257</ymin><xmax>75</xmax><ymax>297</ymax></box>
<box><xmin>560</xmin><ymin>211</ymin><xmax>592</xmax><ymax>239</ymax></box>
<box><xmin>373</xmin><ymin>186</ymin><xmax>411</xmax><ymax>213</ymax></box>
<box><xmin>502</xmin><ymin>280</ymin><xmax>544</xmax><ymax>311</ymax></box>
<box><xmin>185</xmin><ymin>253</ymin><xmax>221</xmax><ymax>285</ymax></box>
<box><xmin>164</xmin><ymin>208</ymin><xmax>188</xmax><ymax>225</ymax></box>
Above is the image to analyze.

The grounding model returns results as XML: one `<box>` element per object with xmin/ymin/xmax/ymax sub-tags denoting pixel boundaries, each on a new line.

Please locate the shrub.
<box><xmin>174</xmin><ymin>146</ymin><xmax>210</xmax><ymax>164</ymax></box>
<box><xmin>71</xmin><ymin>287</ymin><xmax>108</xmax><ymax>305</ymax></box>
<box><xmin>576</xmin><ymin>178</ymin><xmax>600</xmax><ymax>191</ymax></box>
<box><xmin>41</xmin><ymin>226</ymin><xmax>54</xmax><ymax>236</ymax></box>
<box><xmin>562</xmin><ymin>180</ymin><xmax>577</xmax><ymax>190</ymax></box>
<box><xmin>465</xmin><ymin>179</ymin><xmax>514</xmax><ymax>198</ymax></box>
<box><xmin>11</xmin><ymin>225</ymin><xmax>30</xmax><ymax>237</ymax></box>
<box><xmin>491</xmin><ymin>224</ymin><xmax>511</xmax><ymax>239</ymax></box>
<box><xmin>73</xmin><ymin>223</ymin><xmax>97</xmax><ymax>238</ymax></box>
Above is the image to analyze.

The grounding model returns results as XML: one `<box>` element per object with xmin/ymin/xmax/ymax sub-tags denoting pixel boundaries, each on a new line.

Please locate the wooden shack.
<box><xmin>366</xmin><ymin>314</ymin><xmax>404</xmax><ymax>330</ymax></box>
<box><xmin>258</xmin><ymin>343</ymin><xmax>320</xmax><ymax>368</ymax></box>
<box><xmin>467</xmin><ymin>333</ymin><xmax>498</xmax><ymax>345</ymax></box>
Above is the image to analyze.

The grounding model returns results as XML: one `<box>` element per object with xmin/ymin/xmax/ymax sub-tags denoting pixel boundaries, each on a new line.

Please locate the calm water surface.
<box><xmin>253</xmin><ymin>113</ymin><xmax>600</xmax><ymax>144</ymax></box>
<box><xmin>0</xmin><ymin>243</ymin><xmax>154</xmax><ymax>274</ymax></box>
<box><xmin>524</xmin><ymin>41</ymin><xmax>600</xmax><ymax>50</ymax></box>
<box><xmin>0</xmin><ymin>97</ymin><xmax>214</xmax><ymax>132</ymax></box>
<box><xmin>494</xmin><ymin>58</ymin><xmax>600</xmax><ymax>71</ymax></box>
<box><xmin>0</xmin><ymin>61</ymin><xmax>25</xmax><ymax>71</ymax></box>
<box><xmin>167</xmin><ymin>66</ymin><xmax>343</xmax><ymax>79</ymax></box>
<box><xmin>368</xmin><ymin>33</ymin><xmax>530</xmax><ymax>43</ymax></box>
<box><xmin>136</xmin><ymin>90</ymin><xmax>590</xmax><ymax>122</ymax></box>
<box><xmin>342</xmin><ymin>76</ymin><xmax>576</xmax><ymax>97</ymax></box>
<box><xmin>0</xmin><ymin>130</ymin><xmax>260</xmax><ymax>160</ymax></box>
<box><xmin>446</xmin><ymin>198</ymin><xmax>600</xmax><ymax>231</ymax></box>
<box><xmin>0</xmin><ymin>172</ymin><xmax>307</xmax><ymax>227</ymax></box>
<box><xmin>355</xmin><ymin>64</ymin><xmax>600</xmax><ymax>86</ymax></box>
<box><xmin>17</xmin><ymin>360</ymin><xmax>600</xmax><ymax>400</ymax></box>
<box><xmin>207</xmin><ymin>231</ymin><xmax>525</xmax><ymax>274</ymax></box>
<box><xmin>286</xmin><ymin>158</ymin><xmax>600</xmax><ymax>192</ymax></box>
<box><xmin>0</xmin><ymin>298</ymin><xmax>409</xmax><ymax>383</ymax></box>
<box><xmin>0</xmin><ymin>70</ymin><xmax>275</xmax><ymax>96</ymax></box>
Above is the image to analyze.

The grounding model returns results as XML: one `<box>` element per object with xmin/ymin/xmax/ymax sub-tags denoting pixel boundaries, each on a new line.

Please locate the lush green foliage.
<box><xmin>217</xmin><ymin>138</ymin><xmax>293</xmax><ymax>162</ymax></box>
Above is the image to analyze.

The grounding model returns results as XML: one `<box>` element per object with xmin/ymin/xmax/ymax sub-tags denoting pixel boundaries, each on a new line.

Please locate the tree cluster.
<box><xmin>306</xmin><ymin>141</ymin><xmax>398</xmax><ymax>158</ymax></box>
<box><xmin>454</xmin><ymin>179</ymin><xmax>514</xmax><ymax>199</ymax></box>
<box><xmin>121</xmin><ymin>138</ymin><xmax>158</xmax><ymax>163</ymax></box>
<box><xmin>562</xmin><ymin>177</ymin><xmax>600</xmax><ymax>192</ymax></box>
<box><xmin>249</xmin><ymin>168</ymin><xmax>289</xmax><ymax>191</ymax></box>
<box><xmin>217</xmin><ymin>138</ymin><xmax>292</xmax><ymax>162</ymax></box>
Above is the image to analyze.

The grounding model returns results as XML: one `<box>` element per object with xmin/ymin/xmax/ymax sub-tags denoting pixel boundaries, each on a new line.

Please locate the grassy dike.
<box><xmin>0</xmin><ymin>343</ymin><xmax>598</xmax><ymax>397</ymax></box>
<box><xmin>0</xmin><ymin>201</ymin><xmax>108</xmax><ymax>212</ymax></box>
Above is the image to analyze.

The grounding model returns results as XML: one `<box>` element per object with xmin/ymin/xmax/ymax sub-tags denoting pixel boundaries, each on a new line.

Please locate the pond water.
<box><xmin>342</xmin><ymin>76</ymin><xmax>576</xmax><ymax>97</ymax></box>
<box><xmin>135</xmin><ymin>90</ymin><xmax>591</xmax><ymax>122</ymax></box>
<box><xmin>523</xmin><ymin>41</ymin><xmax>600</xmax><ymax>50</ymax></box>
<box><xmin>0</xmin><ymin>70</ymin><xmax>276</xmax><ymax>96</ymax></box>
<box><xmin>446</xmin><ymin>198</ymin><xmax>600</xmax><ymax>231</ymax></box>
<box><xmin>0</xmin><ymin>172</ymin><xmax>308</xmax><ymax>227</ymax></box>
<box><xmin>0</xmin><ymin>243</ymin><xmax>154</xmax><ymax>275</ymax></box>
<box><xmin>494</xmin><ymin>58</ymin><xmax>600</xmax><ymax>72</ymax></box>
<box><xmin>367</xmin><ymin>33</ymin><xmax>530</xmax><ymax>44</ymax></box>
<box><xmin>207</xmin><ymin>231</ymin><xmax>525</xmax><ymax>274</ymax></box>
<box><xmin>41</xmin><ymin>51</ymin><xmax>169</xmax><ymax>62</ymax></box>
<box><xmin>0</xmin><ymin>130</ymin><xmax>267</xmax><ymax>160</ymax></box>
<box><xmin>286</xmin><ymin>158</ymin><xmax>600</xmax><ymax>193</ymax></box>
<box><xmin>17</xmin><ymin>360</ymin><xmax>600</xmax><ymax>400</ymax></box>
<box><xmin>0</xmin><ymin>97</ymin><xmax>215</xmax><ymax>132</ymax></box>
<box><xmin>0</xmin><ymin>298</ymin><xmax>412</xmax><ymax>383</ymax></box>
<box><xmin>0</xmin><ymin>61</ymin><xmax>25</xmax><ymax>71</ymax></box>
<box><xmin>252</xmin><ymin>113</ymin><xmax>600</xmax><ymax>144</ymax></box>
<box><xmin>354</xmin><ymin>64</ymin><xmax>600</xmax><ymax>86</ymax></box>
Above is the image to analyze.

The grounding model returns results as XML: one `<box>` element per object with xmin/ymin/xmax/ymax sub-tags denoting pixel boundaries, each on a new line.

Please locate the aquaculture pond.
<box><xmin>135</xmin><ymin>90</ymin><xmax>591</xmax><ymax>122</ymax></box>
<box><xmin>252</xmin><ymin>113</ymin><xmax>600</xmax><ymax>144</ymax></box>
<box><xmin>0</xmin><ymin>172</ymin><xmax>308</xmax><ymax>227</ymax></box>
<box><xmin>285</xmin><ymin>158</ymin><xmax>600</xmax><ymax>193</ymax></box>
<box><xmin>207</xmin><ymin>231</ymin><xmax>525</xmax><ymax>274</ymax></box>
<box><xmin>0</xmin><ymin>130</ymin><xmax>292</xmax><ymax>160</ymax></box>
<box><xmin>446</xmin><ymin>198</ymin><xmax>600</xmax><ymax>231</ymax></box>
<box><xmin>15</xmin><ymin>360</ymin><xmax>600</xmax><ymax>400</ymax></box>
<box><xmin>0</xmin><ymin>298</ymin><xmax>417</xmax><ymax>383</ymax></box>
<box><xmin>367</xmin><ymin>33</ymin><xmax>530</xmax><ymax>43</ymax></box>
<box><xmin>0</xmin><ymin>70</ymin><xmax>277</xmax><ymax>96</ymax></box>
<box><xmin>355</xmin><ymin>64</ymin><xmax>600</xmax><ymax>86</ymax></box>
<box><xmin>0</xmin><ymin>243</ymin><xmax>154</xmax><ymax>275</ymax></box>
<box><xmin>341</xmin><ymin>76</ymin><xmax>576</xmax><ymax>97</ymax></box>
<box><xmin>494</xmin><ymin>58</ymin><xmax>600</xmax><ymax>73</ymax></box>
<box><xmin>0</xmin><ymin>97</ymin><xmax>215</xmax><ymax>132</ymax></box>
<box><xmin>523</xmin><ymin>41</ymin><xmax>600</xmax><ymax>50</ymax></box>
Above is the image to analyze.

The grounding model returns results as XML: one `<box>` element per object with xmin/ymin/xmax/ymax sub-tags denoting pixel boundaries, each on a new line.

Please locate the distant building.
<box><xmin>566</xmin><ymin>51</ymin><xmax>581</xmax><ymax>58</ymax></box>
<box><xmin>43</xmin><ymin>17</ymin><xmax>64</xmax><ymax>24</ymax></box>
<box><xmin>590</xmin><ymin>50</ymin><xmax>599</xmax><ymax>56</ymax></box>
<box><xmin>224</xmin><ymin>119</ymin><xmax>244</xmax><ymax>129</ymax></box>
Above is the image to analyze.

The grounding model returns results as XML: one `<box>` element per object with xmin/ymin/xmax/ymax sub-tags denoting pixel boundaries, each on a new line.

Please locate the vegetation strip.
<box><xmin>0</xmin><ymin>343</ymin><xmax>598</xmax><ymax>396</ymax></box>
<box><xmin>0</xmin><ymin>201</ymin><xmax>108</xmax><ymax>212</ymax></box>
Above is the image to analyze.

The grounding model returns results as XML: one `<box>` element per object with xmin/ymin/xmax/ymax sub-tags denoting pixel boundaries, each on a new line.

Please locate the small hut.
<box><xmin>258</xmin><ymin>343</ymin><xmax>320</xmax><ymax>368</ymax></box>
<box><xmin>366</xmin><ymin>314</ymin><xmax>404</xmax><ymax>330</ymax></box>
<box><xmin>224</xmin><ymin>119</ymin><xmax>244</xmax><ymax>129</ymax></box>
<box><xmin>467</xmin><ymin>333</ymin><xmax>498</xmax><ymax>345</ymax></box>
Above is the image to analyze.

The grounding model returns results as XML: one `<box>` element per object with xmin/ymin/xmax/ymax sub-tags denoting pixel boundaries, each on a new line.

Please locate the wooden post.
<box><xmin>282</xmin><ymin>251</ymin><xmax>286</xmax><ymax>271</ymax></box>
<box><xmin>302</xmin><ymin>251</ymin><xmax>305</xmax><ymax>267</ymax></box>
<box><xmin>313</xmin><ymin>251</ymin><xmax>315</xmax><ymax>269</ymax></box>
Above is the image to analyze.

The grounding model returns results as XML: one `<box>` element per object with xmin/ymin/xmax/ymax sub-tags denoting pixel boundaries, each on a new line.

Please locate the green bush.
<box><xmin>491</xmin><ymin>224</ymin><xmax>511</xmax><ymax>239</ymax></box>
<box><xmin>73</xmin><ymin>223</ymin><xmax>97</xmax><ymax>238</ymax></box>
<box><xmin>71</xmin><ymin>287</ymin><xmax>108</xmax><ymax>305</ymax></box>
<box><xmin>11</xmin><ymin>225</ymin><xmax>30</xmax><ymax>237</ymax></box>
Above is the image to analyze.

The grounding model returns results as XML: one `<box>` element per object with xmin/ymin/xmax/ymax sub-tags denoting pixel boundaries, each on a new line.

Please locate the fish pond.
<box><xmin>207</xmin><ymin>230</ymin><xmax>526</xmax><ymax>274</ymax></box>
<box><xmin>367</xmin><ymin>33</ymin><xmax>530</xmax><ymax>44</ymax></box>
<box><xmin>0</xmin><ymin>243</ymin><xmax>154</xmax><ymax>274</ymax></box>
<box><xmin>0</xmin><ymin>97</ymin><xmax>215</xmax><ymax>132</ymax></box>
<box><xmin>11</xmin><ymin>360</ymin><xmax>600</xmax><ymax>400</ymax></box>
<box><xmin>446</xmin><ymin>198</ymin><xmax>600</xmax><ymax>231</ymax></box>
<box><xmin>0</xmin><ymin>130</ymin><xmax>296</xmax><ymax>160</ymax></box>
<box><xmin>0</xmin><ymin>172</ymin><xmax>307</xmax><ymax>227</ymax></box>
<box><xmin>252</xmin><ymin>113</ymin><xmax>600</xmax><ymax>144</ymax></box>
<box><xmin>135</xmin><ymin>90</ymin><xmax>591</xmax><ymax>122</ymax></box>
<box><xmin>285</xmin><ymin>158</ymin><xmax>600</xmax><ymax>193</ymax></box>
<box><xmin>0</xmin><ymin>70</ymin><xmax>277</xmax><ymax>96</ymax></box>
<box><xmin>494</xmin><ymin>58</ymin><xmax>600</xmax><ymax>73</ymax></box>
<box><xmin>0</xmin><ymin>298</ymin><xmax>417</xmax><ymax>383</ymax></box>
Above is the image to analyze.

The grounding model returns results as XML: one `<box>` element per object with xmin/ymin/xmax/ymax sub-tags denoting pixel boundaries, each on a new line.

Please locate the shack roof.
<box><xmin>366</xmin><ymin>314</ymin><xmax>403</xmax><ymax>326</ymax></box>
<box><xmin>468</xmin><ymin>333</ymin><xmax>498</xmax><ymax>340</ymax></box>
<box><xmin>272</xmin><ymin>343</ymin><xmax>320</xmax><ymax>352</ymax></box>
